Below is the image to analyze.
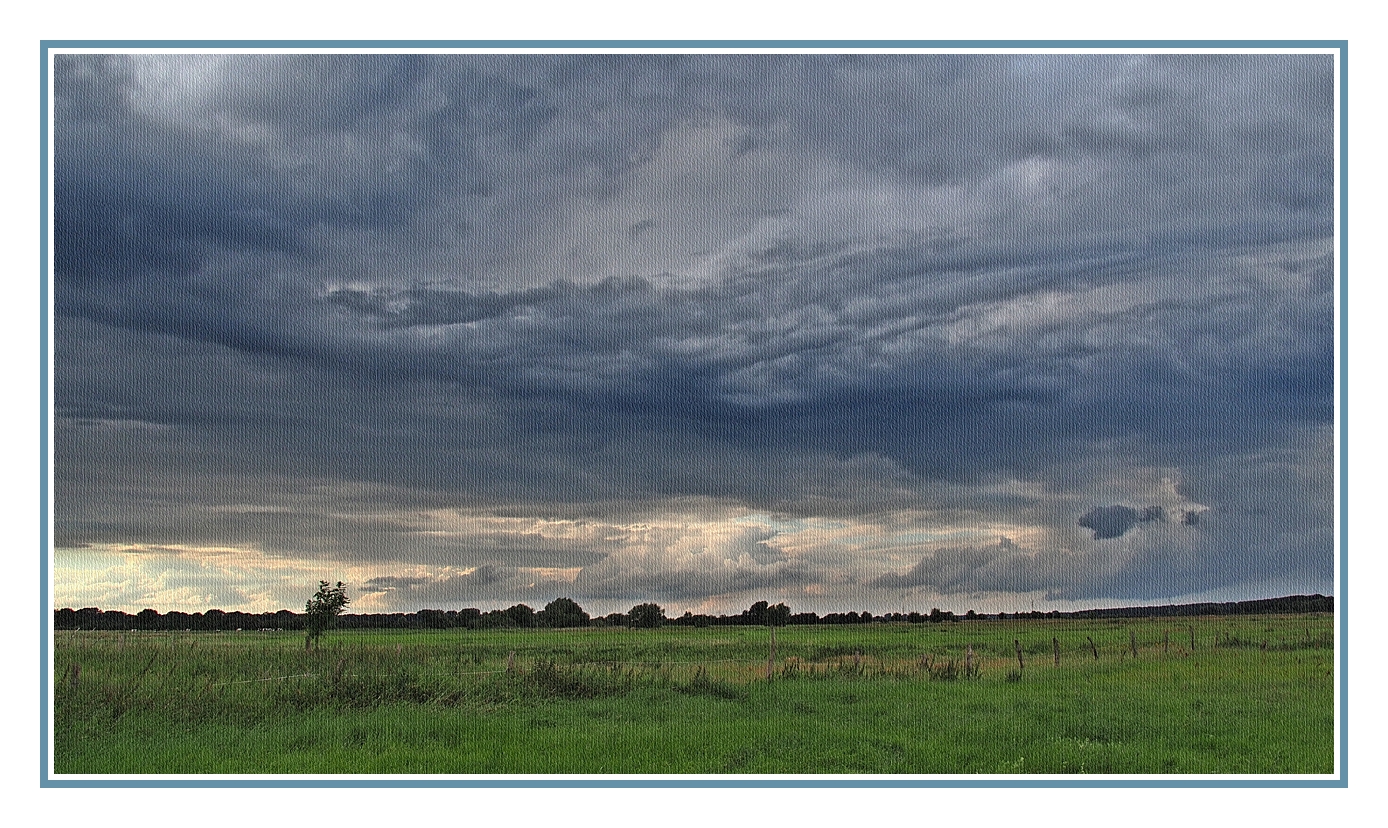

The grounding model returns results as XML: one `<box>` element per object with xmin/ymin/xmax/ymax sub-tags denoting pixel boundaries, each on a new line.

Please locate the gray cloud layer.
<box><xmin>53</xmin><ymin>53</ymin><xmax>1335</xmax><ymax>612</ymax></box>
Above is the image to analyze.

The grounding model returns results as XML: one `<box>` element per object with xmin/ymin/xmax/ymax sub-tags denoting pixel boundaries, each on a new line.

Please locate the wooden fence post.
<box><xmin>1053</xmin><ymin>637</ymin><xmax>1060</xmax><ymax>667</ymax></box>
<box><xmin>1014</xmin><ymin>639</ymin><xmax>1024</xmax><ymax>671</ymax></box>
<box><xmin>69</xmin><ymin>663</ymin><xmax>80</xmax><ymax>689</ymax></box>
<box><xmin>1087</xmin><ymin>636</ymin><xmax>1099</xmax><ymax>660</ymax></box>
<box><xmin>506</xmin><ymin>650</ymin><xmax>515</xmax><ymax>673</ymax></box>
<box><xmin>854</xmin><ymin>650</ymin><xmax>861</xmax><ymax>672</ymax></box>
<box><xmin>965</xmin><ymin>645</ymin><xmax>974</xmax><ymax>678</ymax></box>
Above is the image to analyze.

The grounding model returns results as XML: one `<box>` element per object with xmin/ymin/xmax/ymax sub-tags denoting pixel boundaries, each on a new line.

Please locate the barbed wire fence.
<box><xmin>60</xmin><ymin>622</ymin><xmax>1331</xmax><ymax>692</ymax></box>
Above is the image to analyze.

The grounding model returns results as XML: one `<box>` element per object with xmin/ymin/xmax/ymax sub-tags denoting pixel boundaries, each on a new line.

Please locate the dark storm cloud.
<box><xmin>870</xmin><ymin>430</ymin><xmax>1332</xmax><ymax>603</ymax></box>
<box><xmin>361</xmin><ymin>565</ymin><xmax>504</xmax><ymax>595</ymax></box>
<box><xmin>52</xmin><ymin>52</ymin><xmax>1336</xmax><ymax>610</ymax></box>
<box><xmin>1077</xmin><ymin>505</ymin><xmax>1168</xmax><ymax>539</ymax></box>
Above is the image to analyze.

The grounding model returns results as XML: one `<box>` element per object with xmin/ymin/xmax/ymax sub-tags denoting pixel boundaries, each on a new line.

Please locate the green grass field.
<box><xmin>52</xmin><ymin>615</ymin><xmax>1335</xmax><ymax>775</ymax></box>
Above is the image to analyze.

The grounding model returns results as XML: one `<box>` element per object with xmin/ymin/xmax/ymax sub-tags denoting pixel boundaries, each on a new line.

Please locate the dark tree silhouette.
<box><xmin>627</xmin><ymin>603</ymin><xmax>666</xmax><ymax>628</ymax></box>
<box><xmin>304</xmin><ymin>581</ymin><xmax>349</xmax><ymax>649</ymax></box>
<box><xmin>536</xmin><ymin>598</ymin><xmax>590</xmax><ymax>628</ymax></box>
<box><xmin>501</xmin><ymin>604</ymin><xmax>536</xmax><ymax>627</ymax></box>
<box><xmin>766</xmin><ymin>602</ymin><xmax>791</xmax><ymax>626</ymax></box>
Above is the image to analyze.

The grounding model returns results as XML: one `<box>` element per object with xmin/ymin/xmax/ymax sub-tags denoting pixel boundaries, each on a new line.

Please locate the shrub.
<box><xmin>929</xmin><ymin>659</ymin><xmax>959</xmax><ymax>682</ymax></box>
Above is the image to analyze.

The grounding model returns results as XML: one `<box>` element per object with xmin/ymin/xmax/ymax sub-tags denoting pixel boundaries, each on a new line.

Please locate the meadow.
<box><xmin>52</xmin><ymin>614</ymin><xmax>1334</xmax><ymax>775</ymax></box>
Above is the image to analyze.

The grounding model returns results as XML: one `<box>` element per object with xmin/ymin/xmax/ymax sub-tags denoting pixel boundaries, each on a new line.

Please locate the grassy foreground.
<box><xmin>52</xmin><ymin>615</ymin><xmax>1334</xmax><ymax>775</ymax></box>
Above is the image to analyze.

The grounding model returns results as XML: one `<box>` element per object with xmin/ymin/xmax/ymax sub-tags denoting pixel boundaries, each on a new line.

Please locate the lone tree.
<box><xmin>304</xmin><ymin>581</ymin><xmax>350</xmax><ymax>649</ymax></box>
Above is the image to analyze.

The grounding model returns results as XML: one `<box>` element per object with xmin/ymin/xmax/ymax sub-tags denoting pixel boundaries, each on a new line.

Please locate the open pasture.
<box><xmin>52</xmin><ymin>614</ymin><xmax>1334</xmax><ymax>775</ymax></box>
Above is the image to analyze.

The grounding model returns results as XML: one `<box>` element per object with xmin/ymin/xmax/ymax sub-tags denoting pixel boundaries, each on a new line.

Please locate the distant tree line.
<box><xmin>53</xmin><ymin>593</ymin><xmax>1332</xmax><ymax>632</ymax></box>
<box><xmin>52</xmin><ymin>598</ymin><xmax>967</xmax><ymax>631</ymax></box>
<box><xmin>1058</xmin><ymin>594</ymin><xmax>1333</xmax><ymax>619</ymax></box>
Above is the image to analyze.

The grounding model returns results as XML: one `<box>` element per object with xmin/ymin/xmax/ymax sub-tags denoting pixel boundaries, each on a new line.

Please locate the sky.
<box><xmin>50</xmin><ymin>51</ymin><xmax>1337</xmax><ymax>617</ymax></box>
